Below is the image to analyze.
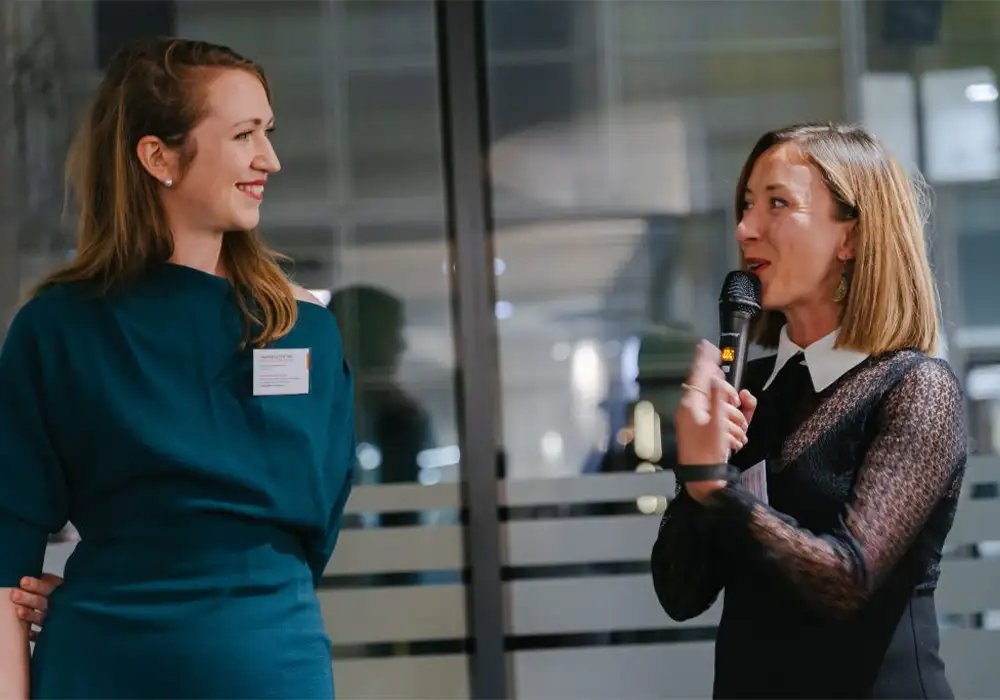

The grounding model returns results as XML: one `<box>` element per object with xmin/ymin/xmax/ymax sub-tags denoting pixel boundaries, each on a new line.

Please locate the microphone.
<box><xmin>718</xmin><ymin>270</ymin><xmax>762</xmax><ymax>392</ymax></box>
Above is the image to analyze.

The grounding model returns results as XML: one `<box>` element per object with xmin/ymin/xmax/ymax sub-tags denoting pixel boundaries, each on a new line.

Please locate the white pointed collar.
<box><xmin>761</xmin><ymin>325</ymin><xmax>869</xmax><ymax>392</ymax></box>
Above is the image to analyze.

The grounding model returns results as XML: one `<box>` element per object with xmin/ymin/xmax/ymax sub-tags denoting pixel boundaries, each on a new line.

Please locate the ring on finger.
<box><xmin>681</xmin><ymin>382</ymin><xmax>708</xmax><ymax>396</ymax></box>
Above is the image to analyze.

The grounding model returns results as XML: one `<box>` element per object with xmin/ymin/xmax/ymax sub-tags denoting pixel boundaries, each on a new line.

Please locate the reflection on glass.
<box><xmin>485</xmin><ymin>0</ymin><xmax>845</xmax><ymax>480</ymax></box>
<box><xmin>330</xmin><ymin>286</ymin><xmax>436</xmax><ymax>489</ymax></box>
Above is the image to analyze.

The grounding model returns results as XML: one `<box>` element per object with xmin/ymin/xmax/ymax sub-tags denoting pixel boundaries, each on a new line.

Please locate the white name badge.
<box><xmin>253</xmin><ymin>348</ymin><xmax>310</xmax><ymax>396</ymax></box>
<box><xmin>739</xmin><ymin>460</ymin><xmax>768</xmax><ymax>504</ymax></box>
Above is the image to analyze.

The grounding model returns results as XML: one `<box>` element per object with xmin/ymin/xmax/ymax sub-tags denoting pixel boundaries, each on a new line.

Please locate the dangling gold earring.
<box><xmin>832</xmin><ymin>274</ymin><xmax>848</xmax><ymax>303</ymax></box>
<box><xmin>833</xmin><ymin>256</ymin><xmax>853</xmax><ymax>303</ymax></box>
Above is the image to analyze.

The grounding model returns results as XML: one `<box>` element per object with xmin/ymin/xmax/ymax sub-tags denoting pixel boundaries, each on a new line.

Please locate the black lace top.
<box><xmin>650</xmin><ymin>349</ymin><xmax>967</xmax><ymax>698</ymax></box>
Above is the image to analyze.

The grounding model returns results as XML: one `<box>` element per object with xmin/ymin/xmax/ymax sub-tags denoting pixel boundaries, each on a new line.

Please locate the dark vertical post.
<box><xmin>434</xmin><ymin>1</ymin><xmax>507</xmax><ymax>698</ymax></box>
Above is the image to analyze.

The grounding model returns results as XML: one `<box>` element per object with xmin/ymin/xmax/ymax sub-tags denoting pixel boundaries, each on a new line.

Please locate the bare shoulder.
<box><xmin>290</xmin><ymin>283</ymin><xmax>324</xmax><ymax>307</ymax></box>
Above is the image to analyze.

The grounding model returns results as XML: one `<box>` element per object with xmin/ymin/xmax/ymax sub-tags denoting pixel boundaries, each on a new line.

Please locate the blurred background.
<box><xmin>3</xmin><ymin>0</ymin><xmax>1000</xmax><ymax>697</ymax></box>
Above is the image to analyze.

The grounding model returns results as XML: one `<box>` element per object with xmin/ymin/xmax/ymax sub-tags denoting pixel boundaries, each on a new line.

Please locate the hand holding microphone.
<box><xmin>676</xmin><ymin>344</ymin><xmax>757</xmax><ymax>502</ymax></box>
<box><xmin>678</xmin><ymin>341</ymin><xmax>756</xmax><ymax>456</ymax></box>
<box><xmin>675</xmin><ymin>271</ymin><xmax>762</xmax><ymax>502</ymax></box>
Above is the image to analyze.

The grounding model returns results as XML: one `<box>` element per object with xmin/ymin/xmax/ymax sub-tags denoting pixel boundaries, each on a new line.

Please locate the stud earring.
<box><xmin>163</xmin><ymin>179</ymin><xmax>173</xmax><ymax>188</ymax></box>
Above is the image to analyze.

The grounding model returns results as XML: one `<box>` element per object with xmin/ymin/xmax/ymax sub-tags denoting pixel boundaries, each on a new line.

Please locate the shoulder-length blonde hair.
<box><xmin>735</xmin><ymin>122</ymin><xmax>939</xmax><ymax>355</ymax></box>
<box><xmin>35</xmin><ymin>37</ymin><xmax>296</xmax><ymax>347</ymax></box>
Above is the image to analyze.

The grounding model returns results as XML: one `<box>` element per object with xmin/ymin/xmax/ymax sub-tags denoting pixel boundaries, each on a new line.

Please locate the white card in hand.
<box><xmin>739</xmin><ymin>460</ymin><xmax>768</xmax><ymax>504</ymax></box>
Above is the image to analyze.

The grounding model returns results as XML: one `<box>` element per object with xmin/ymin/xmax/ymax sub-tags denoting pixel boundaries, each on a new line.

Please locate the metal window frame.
<box><xmin>434</xmin><ymin>1</ymin><xmax>507</xmax><ymax>698</ymax></box>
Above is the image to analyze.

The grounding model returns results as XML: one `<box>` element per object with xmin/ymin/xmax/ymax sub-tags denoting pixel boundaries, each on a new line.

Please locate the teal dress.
<box><xmin>0</xmin><ymin>263</ymin><xmax>355</xmax><ymax>698</ymax></box>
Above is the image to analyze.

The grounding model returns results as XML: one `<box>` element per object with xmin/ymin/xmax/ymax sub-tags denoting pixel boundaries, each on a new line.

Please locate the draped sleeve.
<box><xmin>305</xmin><ymin>350</ymin><xmax>356</xmax><ymax>586</ymax></box>
<box><xmin>0</xmin><ymin>300</ymin><xmax>70</xmax><ymax>586</ymax></box>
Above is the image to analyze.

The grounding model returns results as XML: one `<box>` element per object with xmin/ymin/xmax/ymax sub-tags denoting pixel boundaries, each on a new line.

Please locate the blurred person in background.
<box><xmin>654</xmin><ymin>123</ymin><xmax>966</xmax><ymax>698</ymax></box>
<box><xmin>0</xmin><ymin>37</ymin><xmax>354</xmax><ymax>698</ymax></box>
<box><xmin>328</xmin><ymin>285</ymin><xmax>435</xmax><ymax>494</ymax></box>
<box><xmin>328</xmin><ymin>285</ymin><xmax>438</xmax><ymax>604</ymax></box>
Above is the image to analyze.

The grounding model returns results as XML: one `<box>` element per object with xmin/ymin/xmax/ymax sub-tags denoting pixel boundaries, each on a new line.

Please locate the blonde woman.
<box><xmin>0</xmin><ymin>38</ymin><xmax>354</xmax><ymax>698</ymax></box>
<box><xmin>656</xmin><ymin>123</ymin><xmax>965</xmax><ymax>698</ymax></box>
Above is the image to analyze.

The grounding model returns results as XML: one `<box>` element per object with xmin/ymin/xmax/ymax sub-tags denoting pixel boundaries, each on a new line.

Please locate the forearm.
<box><xmin>651</xmin><ymin>489</ymin><xmax>724</xmax><ymax>621</ymax></box>
<box><xmin>0</xmin><ymin>591</ymin><xmax>30</xmax><ymax>698</ymax></box>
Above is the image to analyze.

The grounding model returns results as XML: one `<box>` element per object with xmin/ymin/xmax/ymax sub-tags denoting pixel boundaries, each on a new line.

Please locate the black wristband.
<box><xmin>675</xmin><ymin>464</ymin><xmax>736</xmax><ymax>484</ymax></box>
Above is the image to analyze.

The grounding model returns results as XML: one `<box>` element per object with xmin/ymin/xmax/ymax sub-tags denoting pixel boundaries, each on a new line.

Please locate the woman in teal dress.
<box><xmin>0</xmin><ymin>38</ymin><xmax>354</xmax><ymax>698</ymax></box>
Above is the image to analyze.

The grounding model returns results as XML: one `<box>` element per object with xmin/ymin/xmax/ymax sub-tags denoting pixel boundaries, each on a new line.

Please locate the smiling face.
<box><xmin>736</xmin><ymin>143</ymin><xmax>855</xmax><ymax>316</ymax></box>
<box><xmin>139</xmin><ymin>68</ymin><xmax>280</xmax><ymax>235</ymax></box>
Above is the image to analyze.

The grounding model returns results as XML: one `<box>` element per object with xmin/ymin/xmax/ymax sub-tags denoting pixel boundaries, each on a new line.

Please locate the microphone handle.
<box><xmin>718</xmin><ymin>310</ymin><xmax>754</xmax><ymax>465</ymax></box>
<box><xmin>718</xmin><ymin>310</ymin><xmax>754</xmax><ymax>392</ymax></box>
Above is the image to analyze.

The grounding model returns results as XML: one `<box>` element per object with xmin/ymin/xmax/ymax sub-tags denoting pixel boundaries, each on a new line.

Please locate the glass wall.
<box><xmin>487</xmin><ymin>0</ymin><xmax>849</xmax><ymax>483</ymax></box>
<box><xmin>483</xmin><ymin>1</ymin><xmax>1000</xmax><ymax>698</ymax></box>
<box><xmin>2</xmin><ymin>0</ymin><xmax>1000</xmax><ymax>698</ymax></box>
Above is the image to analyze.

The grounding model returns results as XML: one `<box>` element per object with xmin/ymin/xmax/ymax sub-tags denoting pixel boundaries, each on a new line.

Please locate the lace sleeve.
<box><xmin>650</xmin><ymin>481</ymin><xmax>724</xmax><ymax>621</ymax></box>
<box><xmin>709</xmin><ymin>358</ymin><xmax>966</xmax><ymax>618</ymax></box>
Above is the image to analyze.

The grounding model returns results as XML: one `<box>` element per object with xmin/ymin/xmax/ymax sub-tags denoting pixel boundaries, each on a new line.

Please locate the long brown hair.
<box><xmin>36</xmin><ymin>37</ymin><xmax>296</xmax><ymax>346</ymax></box>
<box><xmin>734</xmin><ymin>122</ymin><xmax>939</xmax><ymax>355</ymax></box>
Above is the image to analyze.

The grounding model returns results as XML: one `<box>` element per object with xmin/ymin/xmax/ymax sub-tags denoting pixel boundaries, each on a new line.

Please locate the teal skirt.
<box><xmin>31</xmin><ymin>522</ymin><xmax>335</xmax><ymax>699</ymax></box>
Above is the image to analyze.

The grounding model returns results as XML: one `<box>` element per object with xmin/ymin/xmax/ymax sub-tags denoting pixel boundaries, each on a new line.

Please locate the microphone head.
<box><xmin>719</xmin><ymin>270</ymin><xmax>762</xmax><ymax>316</ymax></box>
